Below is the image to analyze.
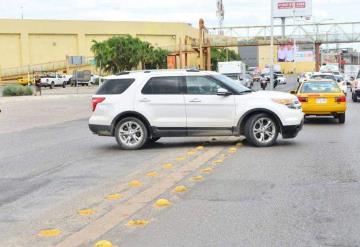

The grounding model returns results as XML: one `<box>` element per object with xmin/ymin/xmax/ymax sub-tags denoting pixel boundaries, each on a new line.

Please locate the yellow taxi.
<box><xmin>291</xmin><ymin>79</ymin><xmax>347</xmax><ymax>123</ymax></box>
<box><xmin>17</xmin><ymin>77</ymin><xmax>33</xmax><ymax>86</ymax></box>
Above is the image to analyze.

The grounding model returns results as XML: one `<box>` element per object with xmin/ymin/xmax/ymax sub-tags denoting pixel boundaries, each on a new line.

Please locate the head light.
<box><xmin>272</xmin><ymin>98</ymin><xmax>301</xmax><ymax>109</ymax></box>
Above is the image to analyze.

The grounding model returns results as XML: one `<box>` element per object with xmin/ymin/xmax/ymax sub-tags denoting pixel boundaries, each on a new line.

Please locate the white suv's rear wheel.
<box><xmin>115</xmin><ymin>117</ymin><xmax>148</xmax><ymax>150</ymax></box>
<box><xmin>244</xmin><ymin>113</ymin><xmax>279</xmax><ymax>147</ymax></box>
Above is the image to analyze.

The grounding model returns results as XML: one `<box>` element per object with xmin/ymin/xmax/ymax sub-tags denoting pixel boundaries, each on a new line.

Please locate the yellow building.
<box><xmin>0</xmin><ymin>19</ymin><xmax>202</xmax><ymax>78</ymax></box>
<box><xmin>258</xmin><ymin>45</ymin><xmax>316</xmax><ymax>74</ymax></box>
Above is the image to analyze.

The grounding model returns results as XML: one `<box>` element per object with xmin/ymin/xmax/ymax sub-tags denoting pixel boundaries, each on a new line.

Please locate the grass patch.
<box><xmin>2</xmin><ymin>85</ymin><xmax>33</xmax><ymax>97</ymax></box>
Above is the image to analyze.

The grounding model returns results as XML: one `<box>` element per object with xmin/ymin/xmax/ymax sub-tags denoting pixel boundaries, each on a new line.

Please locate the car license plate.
<box><xmin>316</xmin><ymin>98</ymin><xmax>327</xmax><ymax>104</ymax></box>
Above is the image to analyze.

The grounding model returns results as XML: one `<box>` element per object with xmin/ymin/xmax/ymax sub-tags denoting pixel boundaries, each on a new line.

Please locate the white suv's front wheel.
<box><xmin>244</xmin><ymin>113</ymin><xmax>279</xmax><ymax>147</ymax></box>
<box><xmin>115</xmin><ymin>117</ymin><xmax>148</xmax><ymax>150</ymax></box>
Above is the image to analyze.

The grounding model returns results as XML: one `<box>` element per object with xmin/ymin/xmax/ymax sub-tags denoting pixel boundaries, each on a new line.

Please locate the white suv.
<box><xmin>89</xmin><ymin>70</ymin><xmax>304</xmax><ymax>149</ymax></box>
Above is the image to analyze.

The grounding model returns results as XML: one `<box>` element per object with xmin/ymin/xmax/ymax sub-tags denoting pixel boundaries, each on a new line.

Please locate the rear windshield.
<box><xmin>311</xmin><ymin>74</ymin><xmax>336</xmax><ymax>81</ymax></box>
<box><xmin>300</xmin><ymin>81</ymin><xmax>341</xmax><ymax>93</ymax></box>
<box><xmin>96</xmin><ymin>79</ymin><xmax>135</xmax><ymax>95</ymax></box>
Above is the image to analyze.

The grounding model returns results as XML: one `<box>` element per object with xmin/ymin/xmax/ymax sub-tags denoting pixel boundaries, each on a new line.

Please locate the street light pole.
<box><xmin>270</xmin><ymin>0</ymin><xmax>274</xmax><ymax>90</ymax></box>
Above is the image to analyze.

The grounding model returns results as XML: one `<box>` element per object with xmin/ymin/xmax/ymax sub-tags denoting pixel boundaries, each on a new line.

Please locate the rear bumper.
<box><xmin>353</xmin><ymin>90</ymin><xmax>360</xmax><ymax>97</ymax></box>
<box><xmin>282</xmin><ymin>120</ymin><xmax>303</xmax><ymax>139</ymax></box>
<box><xmin>89</xmin><ymin>124</ymin><xmax>112</xmax><ymax>136</ymax></box>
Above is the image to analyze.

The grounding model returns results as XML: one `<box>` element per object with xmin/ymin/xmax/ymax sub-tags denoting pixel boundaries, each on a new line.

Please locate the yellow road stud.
<box><xmin>201</xmin><ymin>167</ymin><xmax>213</xmax><ymax>173</ymax></box>
<box><xmin>155</xmin><ymin>198</ymin><xmax>171</xmax><ymax>207</ymax></box>
<box><xmin>213</xmin><ymin>159</ymin><xmax>224</xmax><ymax>164</ymax></box>
<box><xmin>95</xmin><ymin>240</ymin><xmax>113</xmax><ymax>247</ymax></box>
<box><xmin>187</xmin><ymin>150</ymin><xmax>196</xmax><ymax>155</ymax></box>
<box><xmin>196</xmin><ymin>145</ymin><xmax>204</xmax><ymax>150</ymax></box>
<box><xmin>129</xmin><ymin>180</ymin><xmax>142</xmax><ymax>187</ymax></box>
<box><xmin>127</xmin><ymin>219</ymin><xmax>149</xmax><ymax>226</ymax></box>
<box><xmin>38</xmin><ymin>229</ymin><xmax>61</xmax><ymax>237</ymax></box>
<box><xmin>174</xmin><ymin>185</ymin><xmax>187</xmax><ymax>193</ymax></box>
<box><xmin>163</xmin><ymin>163</ymin><xmax>173</xmax><ymax>169</ymax></box>
<box><xmin>176</xmin><ymin>156</ymin><xmax>186</xmax><ymax>161</ymax></box>
<box><xmin>78</xmin><ymin>208</ymin><xmax>95</xmax><ymax>216</ymax></box>
<box><xmin>146</xmin><ymin>171</ymin><xmax>158</xmax><ymax>177</ymax></box>
<box><xmin>228</xmin><ymin>147</ymin><xmax>237</xmax><ymax>153</ymax></box>
<box><xmin>236</xmin><ymin>142</ymin><xmax>243</xmax><ymax>147</ymax></box>
<box><xmin>105</xmin><ymin>193</ymin><xmax>122</xmax><ymax>200</ymax></box>
<box><xmin>190</xmin><ymin>175</ymin><xmax>204</xmax><ymax>182</ymax></box>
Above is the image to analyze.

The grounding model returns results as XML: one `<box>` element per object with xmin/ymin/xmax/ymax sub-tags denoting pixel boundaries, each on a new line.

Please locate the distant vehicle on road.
<box><xmin>40</xmin><ymin>73</ymin><xmax>66</xmax><ymax>89</ymax></box>
<box><xmin>291</xmin><ymin>80</ymin><xmax>347</xmax><ymax>123</ymax></box>
<box><xmin>274</xmin><ymin>72</ymin><xmax>287</xmax><ymax>85</ymax></box>
<box><xmin>17</xmin><ymin>77</ymin><xmax>33</xmax><ymax>86</ymax></box>
<box><xmin>89</xmin><ymin>70</ymin><xmax>304</xmax><ymax>149</ymax></box>
<box><xmin>218</xmin><ymin>61</ymin><xmax>247</xmax><ymax>85</ymax></box>
<box><xmin>351</xmin><ymin>70</ymin><xmax>360</xmax><ymax>102</ymax></box>
<box><xmin>239</xmin><ymin>74</ymin><xmax>253</xmax><ymax>88</ymax></box>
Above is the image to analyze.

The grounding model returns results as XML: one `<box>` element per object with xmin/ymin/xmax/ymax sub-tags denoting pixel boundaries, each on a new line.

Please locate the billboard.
<box><xmin>295</xmin><ymin>51</ymin><xmax>314</xmax><ymax>62</ymax></box>
<box><xmin>272</xmin><ymin>0</ymin><xmax>312</xmax><ymax>18</ymax></box>
<box><xmin>277</xmin><ymin>44</ymin><xmax>295</xmax><ymax>62</ymax></box>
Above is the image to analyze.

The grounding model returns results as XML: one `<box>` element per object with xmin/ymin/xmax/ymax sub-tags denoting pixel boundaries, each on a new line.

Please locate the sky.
<box><xmin>0</xmin><ymin>0</ymin><xmax>359</xmax><ymax>27</ymax></box>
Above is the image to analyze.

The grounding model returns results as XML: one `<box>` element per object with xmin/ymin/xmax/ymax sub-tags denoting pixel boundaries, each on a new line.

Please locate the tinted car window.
<box><xmin>311</xmin><ymin>74</ymin><xmax>336</xmax><ymax>81</ymax></box>
<box><xmin>142</xmin><ymin>77</ymin><xmax>182</xmax><ymax>94</ymax></box>
<box><xmin>186</xmin><ymin>76</ymin><xmax>222</xmax><ymax>95</ymax></box>
<box><xmin>96</xmin><ymin>79</ymin><xmax>135</xmax><ymax>95</ymax></box>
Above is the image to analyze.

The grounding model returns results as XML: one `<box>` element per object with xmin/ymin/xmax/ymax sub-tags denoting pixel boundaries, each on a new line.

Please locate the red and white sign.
<box><xmin>273</xmin><ymin>0</ymin><xmax>312</xmax><ymax>18</ymax></box>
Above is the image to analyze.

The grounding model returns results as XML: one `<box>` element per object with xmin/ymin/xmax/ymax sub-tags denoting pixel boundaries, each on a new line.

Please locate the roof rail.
<box><xmin>186</xmin><ymin>69</ymin><xmax>200</xmax><ymax>72</ymax></box>
<box><xmin>115</xmin><ymin>71</ymin><xmax>131</xmax><ymax>75</ymax></box>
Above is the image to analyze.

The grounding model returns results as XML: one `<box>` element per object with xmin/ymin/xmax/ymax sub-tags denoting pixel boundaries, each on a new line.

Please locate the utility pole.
<box><xmin>21</xmin><ymin>6</ymin><xmax>24</xmax><ymax>20</ymax></box>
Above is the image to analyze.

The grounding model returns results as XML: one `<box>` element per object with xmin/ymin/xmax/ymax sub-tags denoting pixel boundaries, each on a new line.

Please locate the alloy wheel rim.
<box><xmin>119</xmin><ymin>121</ymin><xmax>144</xmax><ymax>146</ymax></box>
<box><xmin>253</xmin><ymin>117</ymin><xmax>276</xmax><ymax>144</ymax></box>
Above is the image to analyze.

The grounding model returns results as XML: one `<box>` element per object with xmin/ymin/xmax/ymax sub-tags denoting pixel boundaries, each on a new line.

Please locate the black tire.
<box><xmin>244</xmin><ymin>113</ymin><xmax>279</xmax><ymax>147</ymax></box>
<box><xmin>115</xmin><ymin>117</ymin><xmax>148</xmax><ymax>150</ymax></box>
<box><xmin>50</xmin><ymin>82</ymin><xmax>55</xmax><ymax>89</ymax></box>
<box><xmin>62</xmin><ymin>82</ymin><xmax>66</xmax><ymax>88</ymax></box>
<box><xmin>352</xmin><ymin>93</ymin><xmax>358</xmax><ymax>102</ymax></box>
<box><xmin>338</xmin><ymin>113</ymin><xmax>345</xmax><ymax>124</ymax></box>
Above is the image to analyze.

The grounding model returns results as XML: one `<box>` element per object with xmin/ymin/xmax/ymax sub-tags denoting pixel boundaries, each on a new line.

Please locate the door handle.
<box><xmin>189</xmin><ymin>98</ymin><xmax>201</xmax><ymax>103</ymax></box>
<box><xmin>139</xmin><ymin>98</ymin><xmax>151</xmax><ymax>102</ymax></box>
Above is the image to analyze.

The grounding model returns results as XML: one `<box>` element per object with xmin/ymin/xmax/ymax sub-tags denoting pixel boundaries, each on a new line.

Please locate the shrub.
<box><xmin>2</xmin><ymin>85</ymin><xmax>33</xmax><ymax>97</ymax></box>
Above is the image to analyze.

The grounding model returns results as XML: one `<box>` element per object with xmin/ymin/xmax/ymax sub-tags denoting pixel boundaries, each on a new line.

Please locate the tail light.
<box><xmin>335</xmin><ymin>96</ymin><xmax>346</xmax><ymax>103</ymax></box>
<box><xmin>297</xmin><ymin>96</ymin><xmax>308</xmax><ymax>103</ymax></box>
<box><xmin>92</xmin><ymin>97</ymin><xmax>105</xmax><ymax>111</ymax></box>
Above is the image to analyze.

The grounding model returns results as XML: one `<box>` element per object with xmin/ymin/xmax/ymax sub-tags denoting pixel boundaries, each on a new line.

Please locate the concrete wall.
<box><xmin>0</xmin><ymin>19</ymin><xmax>199</xmax><ymax>70</ymax></box>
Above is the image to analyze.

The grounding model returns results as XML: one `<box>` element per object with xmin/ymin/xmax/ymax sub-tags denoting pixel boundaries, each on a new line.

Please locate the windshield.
<box><xmin>300</xmin><ymin>81</ymin><xmax>341</xmax><ymax>93</ymax></box>
<box><xmin>223</xmin><ymin>73</ymin><xmax>239</xmax><ymax>80</ymax></box>
<box><xmin>311</xmin><ymin>74</ymin><xmax>336</xmax><ymax>81</ymax></box>
<box><xmin>212</xmin><ymin>74</ymin><xmax>251</xmax><ymax>93</ymax></box>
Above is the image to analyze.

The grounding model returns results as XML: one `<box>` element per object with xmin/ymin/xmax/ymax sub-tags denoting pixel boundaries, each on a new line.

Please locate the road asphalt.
<box><xmin>1</xmin><ymin>77</ymin><xmax>360</xmax><ymax>246</ymax></box>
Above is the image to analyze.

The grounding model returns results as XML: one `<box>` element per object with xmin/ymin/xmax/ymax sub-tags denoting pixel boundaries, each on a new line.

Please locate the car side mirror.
<box><xmin>217</xmin><ymin>88</ymin><xmax>231</xmax><ymax>96</ymax></box>
<box><xmin>337</xmin><ymin>79</ymin><xmax>341</xmax><ymax>82</ymax></box>
<box><xmin>289</xmin><ymin>90</ymin><xmax>296</xmax><ymax>94</ymax></box>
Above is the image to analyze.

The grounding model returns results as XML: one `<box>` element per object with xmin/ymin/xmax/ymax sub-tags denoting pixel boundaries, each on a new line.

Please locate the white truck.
<box><xmin>218</xmin><ymin>61</ymin><xmax>246</xmax><ymax>82</ymax></box>
<box><xmin>40</xmin><ymin>73</ymin><xmax>66</xmax><ymax>89</ymax></box>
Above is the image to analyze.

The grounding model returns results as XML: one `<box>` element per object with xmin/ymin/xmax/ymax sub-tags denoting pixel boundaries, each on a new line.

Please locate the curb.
<box><xmin>0</xmin><ymin>94</ymin><xmax>93</xmax><ymax>103</ymax></box>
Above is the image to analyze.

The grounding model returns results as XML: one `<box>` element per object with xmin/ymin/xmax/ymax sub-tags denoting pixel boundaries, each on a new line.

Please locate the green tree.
<box><xmin>91</xmin><ymin>35</ymin><xmax>169</xmax><ymax>74</ymax></box>
<box><xmin>211</xmin><ymin>48</ymin><xmax>241</xmax><ymax>71</ymax></box>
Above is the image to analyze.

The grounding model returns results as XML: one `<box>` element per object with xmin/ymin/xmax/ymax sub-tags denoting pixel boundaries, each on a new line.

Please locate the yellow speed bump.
<box><xmin>95</xmin><ymin>240</ymin><xmax>113</xmax><ymax>247</ymax></box>
<box><xmin>190</xmin><ymin>175</ymin><xmax>204</xmax><ymax>182</ymax></box>
<box><xmin>201</xmin><ymin>167</ymin><xmax>213</xmax><ymax>174</ymax></box>
<box><xmin>129</xmin><ymin>180</ymin><xmax>142</xmax><ymax>187</ymax></box>
<box><xmin>105</xmin><ymin>193</ymin><xmax>122</xmax><ymax>200</ymax></box>
<box><xmin>228</xmin><ymin>147</ymin><xmax>237</xmax><ymax>153</ymax></box>
<box><xmin>163</xmin><ymin>163</ymin><xmax>173</xmax><ymax>169</ymax></box>
<box><xmin>196</xmin><ymin>145</ymin><xmax>204</xmax><ymax>150</ymax></box>
<box><xmin>146</xmin><ymin>171</ymin><xmax>158</xmax><ymax>177</ymax></box>
<box><xmin>155</xmin><ymin>198</ymin><xmax>171</xmax><ymax>207</ymax></box>
<box><xmin>127</xmin><ymin>219</ymin><xmax>149</xmax><ymax>227</ymax></box>
<box><xmin>78</xmin><ymin>208</ymin><xmax>95</xmax><ymax>216</ymax></box>
<box><xmin>38</xmin><ymin>229</ymin><xmax>61</xmax><ymax>237</ymax></box>
<box><xmin>212</xmin><ymin>159</ymin><xmax>224</xmax><ymax>165</ymax></box>
<box><xmin>175</xmin><ymin>156</ymin><xmax>186</xmax><ymax>161</ymax></box>
<box><xmin>174</xmin><ymin>185</ymin><xmax>187</xmax><ymax>193</ymax></box>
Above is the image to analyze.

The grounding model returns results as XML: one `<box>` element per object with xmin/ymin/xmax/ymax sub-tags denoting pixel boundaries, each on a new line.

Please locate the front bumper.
<box><xmin>354</xmin><ymin>89</ymin><xmax>360</xmax><ymax>97</ymax></box>
<box><xmin>89</xmin><ymin>124</ymin><xmax>112</xmax><ymax>136</ymax></box>
<box><xmin>282</xmin><ymin>120</ymin><xmax>304</xmax><ymax>139</ymax></box>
